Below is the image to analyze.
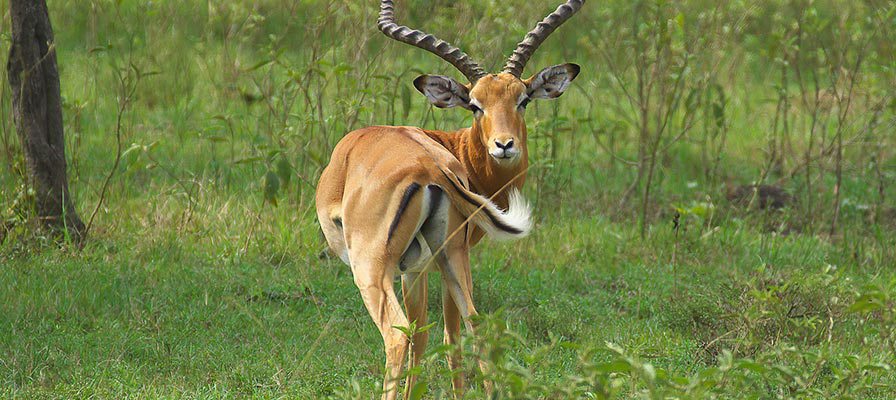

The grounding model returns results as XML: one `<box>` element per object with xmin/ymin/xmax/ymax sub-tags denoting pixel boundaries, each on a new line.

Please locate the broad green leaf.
<box><xmin>276</xmin><ymin>158</ymin><xmax>292</xmax><ymax>188</ymax></box>
<box><xmin>263</xmin><ymin>170</ymin><xmax>279</xmax><ymax>207</ymax></box>
<box><xmin>408</xmin><ymin>381</ymin><xmax>427</xmax><ymax>400</ymax></box>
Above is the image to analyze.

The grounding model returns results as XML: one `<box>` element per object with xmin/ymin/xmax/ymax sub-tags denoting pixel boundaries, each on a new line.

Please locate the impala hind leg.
<box><xmin>317</xmin><ymin>210</ymin><xmax>350</xmax><ymax>265</ymax></box>
<box><xmin>351</xmin><ymin>259</ymin><xmax>410</xmax><ymax>400</ymax></box>
<box><xmin>401</xmin><ymin>272</ymin><xmax>429</xmax><ymax>399</ymax></box>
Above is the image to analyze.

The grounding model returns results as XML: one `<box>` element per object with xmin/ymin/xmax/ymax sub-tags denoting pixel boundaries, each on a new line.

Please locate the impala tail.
<box><xmin>439</xmin><ymin>171</ymin><xmax>532</xmax><ymax>240</ymax></box>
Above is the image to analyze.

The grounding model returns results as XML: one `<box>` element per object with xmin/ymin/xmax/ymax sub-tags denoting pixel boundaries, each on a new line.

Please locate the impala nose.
<box><xmin>495</xmin><ymin>139</ymin><xmax>514</xmax><ymax>150</ymax></box>
<box><xmin>491</xmin><ymin>138</ymin><xmax>518</xmax><ymax>161</ymax></box>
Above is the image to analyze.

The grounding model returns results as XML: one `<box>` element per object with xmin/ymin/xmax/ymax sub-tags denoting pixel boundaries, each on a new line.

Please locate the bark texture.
<box><xmin>7</xmin><ymin>0</ymin><xmax>84</xmax><ymax>238</ymax></box>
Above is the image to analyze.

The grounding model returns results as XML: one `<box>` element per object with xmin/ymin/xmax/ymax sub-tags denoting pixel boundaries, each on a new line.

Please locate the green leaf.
<box><xmin>605</xmin><ymin>342</ymin><xmax>625</xmax><ymax>355</ymax></box>
<box><xmin>263</xmin><ymin>170</ymin><xmax>279</xmax><ymax>207</ymax></box>
<box><xmin>204</xmin><ymin>136</ymin><xmax>229</xmax><ymax>143</ymax></box>
<box><xmin>712</xmin><ymin>103</ymin><xmax>725</xmax><ymax>129</ymax></box>
<box><xmin>848</xmin><ymin>296</ymin><xmax>881</xmax><ymax>313</ymax></box>
<box><xmin>408</xmin><ymin>381</ymin><xmax>427</xmax><ymax>400</ymax></box>
<box><xmin>88</xmin><ymin>44</ymin><xmax>112</xmax><ymax>54</ymax></box>
<box><xmin>392</xmin><ymin>324</ymin><xmax>413</xmax><ymax>337</ymax></box>
<box><xmin>401</xmin><ymin>84</ymin><xmax>412</xmax><ymax>119</ymax></box>
<box><xmin>416</xmin><ymin>321</ymin><xmax>437</xmax><ymax>334</ymax></box>
<box><xmin>245</xmin><ymin>59</ymin><xmax>273</xmax><ymax>72</ymax></box>
<box><xmin>593</xmin><ymin>360</ymin><xmax>631</xmax><ymax>374</ymax></box>
<box><xmin>276</xmin><ymin>158</ymin><xmax>292</xmax><ymax>188</ymax></box>
<box><xmin>773</xmin><ymin>365</ymin><xmax>796</xmax><ymax>380</ymax></box>
<box><xmin>735</xmin><ymin>360</ymin><xmax>768</xmax><ymax>374</ymax></box>
<box><xmin>233</xmin><ymin>156</ymin><xmax>263</xmax><ymax>165</ymax></box>
<box><xmin>685</xmin><ymin>88</ymin><xmax>700</xmax><ymax>112</ymax></box>
<box><xmin>333</xmin><ymin>63</ymin><xmax>353</xmax><ymax>75</ymax></box>
<box><xmin>120</xmin><ymin>143</ymin><xmax>144</xmax><ymax>159</ymax></box>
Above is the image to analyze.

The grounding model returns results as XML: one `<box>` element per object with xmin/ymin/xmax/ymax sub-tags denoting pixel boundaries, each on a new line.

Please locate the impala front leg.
<box><xmin>440</xmin><ymin>244</ymin><xmax>494</xmax><ymax>396</ymax></box>
<box><xmin>441</xmin><ymin>271</ymin><xmax>464</xmax><ymax>396</ymax></box>
<box><xmin>400</xmin><ymin>271</ymin><xmax>429</xmax><ymax>399</ymax></box>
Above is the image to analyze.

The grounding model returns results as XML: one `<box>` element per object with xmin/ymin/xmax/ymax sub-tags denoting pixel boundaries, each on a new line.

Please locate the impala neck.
<box><xmin>426</xmin><ymin>124</ymin><xmax>528</xmax><ymax>209</ymax></box>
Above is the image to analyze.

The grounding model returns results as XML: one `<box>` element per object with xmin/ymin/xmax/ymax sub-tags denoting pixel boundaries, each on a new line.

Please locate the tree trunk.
<box><xmin>7</xmin><ymin>0</ymin><xmax>84</xmax><ymax>240</ymax></box>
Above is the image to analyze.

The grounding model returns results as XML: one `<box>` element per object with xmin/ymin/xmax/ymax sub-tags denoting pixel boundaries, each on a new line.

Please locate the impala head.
<box><xmin>379</xmin><ymin>0</ymin><xmax>583</xmax><ymax>167</ymax></box>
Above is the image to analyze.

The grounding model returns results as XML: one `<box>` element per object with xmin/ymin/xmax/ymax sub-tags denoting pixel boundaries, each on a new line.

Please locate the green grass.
<box><xmin>3</xmin><ymin>212</ymin><xmax>894</xmax><ymax>397</ymax></box>
<box><xmin>2</xmin><ymin>0</ymin><xmax>895</xmax><ymax>398</ymax></box>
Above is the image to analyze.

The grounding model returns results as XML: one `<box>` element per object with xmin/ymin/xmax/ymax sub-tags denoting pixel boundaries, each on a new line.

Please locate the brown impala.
<box><xmin>315</xmin><ymin>0</ymin><xmax>583</xmax><ymax>398</ymax></box>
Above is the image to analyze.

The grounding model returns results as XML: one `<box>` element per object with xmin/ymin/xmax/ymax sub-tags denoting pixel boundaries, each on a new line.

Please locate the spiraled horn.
<box><xmin>378</xmin><ymin>0</ymin><xmax>487</xmax><ymax>83</ymax></box>
<box><xmin>503</xmin><ymin>0</ymin><xmax>585</xmax><ymax>77</ymax></box>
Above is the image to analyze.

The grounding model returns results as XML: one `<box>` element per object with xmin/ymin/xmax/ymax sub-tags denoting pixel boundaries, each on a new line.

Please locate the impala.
<box><xmin>315</xmin><ymin>1</ymin><xmax>583</xmax><ymax>398</ymax></box>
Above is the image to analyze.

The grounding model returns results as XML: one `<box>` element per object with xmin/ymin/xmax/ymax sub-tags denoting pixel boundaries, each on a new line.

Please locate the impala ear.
<box><xmin>525</xmin><ymin>63</ymin><xmax>580</xmax><ymax>100</ymax></box>
<box><xmin>413</xmin><ymin>75</ymin><xmax>472</xmax><ymax>109</ymax></box>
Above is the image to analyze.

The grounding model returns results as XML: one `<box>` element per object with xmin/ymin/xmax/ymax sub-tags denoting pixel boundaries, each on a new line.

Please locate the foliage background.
<box><xmin>0</xmin><ymin>0</ymin><xmax>894</xmax><ymax>398</ymax></box>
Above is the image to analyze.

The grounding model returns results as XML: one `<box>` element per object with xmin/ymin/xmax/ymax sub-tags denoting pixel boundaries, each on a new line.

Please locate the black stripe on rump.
<box><xmin>439</xmin><ymin>170</ymin><xmax>523</xmax><ymax>235</ymax></box>
<box><xmin>427</xmin><ymin>185</ymin><xmax>443</xmax><ymax>218</ymax></box>
<box><xmin>388</xmin><ymin>183</ymin><xmax>421</xmax><ymax>242</ymax></box>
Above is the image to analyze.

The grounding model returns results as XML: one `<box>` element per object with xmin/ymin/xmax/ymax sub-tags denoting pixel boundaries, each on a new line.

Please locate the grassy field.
<box><xmin>1</xmin><ymin>0</ymin><xmax>895</xmax><ymax>398</ymax></box>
